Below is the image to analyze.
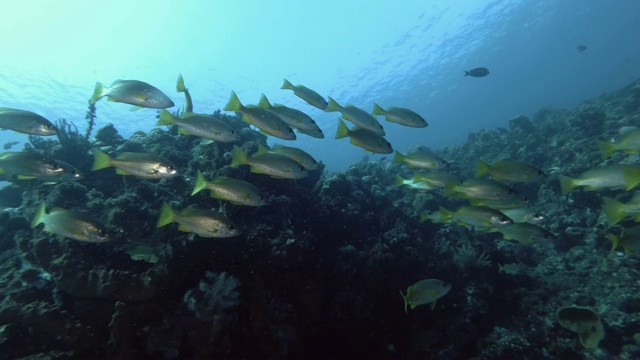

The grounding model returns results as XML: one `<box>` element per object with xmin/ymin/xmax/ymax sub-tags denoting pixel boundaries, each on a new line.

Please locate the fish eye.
<box><xmin>228</xmin><ymin>225</ymin><xmax>235</xmax><ymax>230</ymax></box>
<box><xmin>533</xmin><ymin>213</ymin><xmax>544</xmax><ymax>220</ymax></box>
<box><xmin>230</xmin><ymin>130</ymin><xmax>236</xmax><ymax>134</ymax></box>
<box><xmin>500</xmin><ymin>216</ymin><xmax>509</xmax><ymax>222</ymax></box>
<box><xmin>288</xmin><ymin>128</ymin><xmax>293</xmax><ymax>133</ymax></box>
<box><xmin>98</xmin><ymin>229</ymin><xmax>107</xmax><ymax>236</ymax></box>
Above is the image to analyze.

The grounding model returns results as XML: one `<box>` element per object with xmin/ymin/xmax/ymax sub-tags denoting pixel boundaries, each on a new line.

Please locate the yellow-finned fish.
<box><xmin>156</xmin><ymin>202</ymin><xmax>240</xmax><ymax>238</ymax></box>
<box><xmin>490</xmin><ymin>222</ymin><xmax>556</xmax><ymax>245</ymax></box>
<box><xmin>31</xmin><ymin>202</ymin><xmax>110</xmax><ymax>243</ymax></box>
<box><xmin>157</xmin><ymin>110</ymin><xmax>240</xmax><ymax>144</ymax></box>
<box><xmin>395</xmin><ymin>174</ymin><xmax>437</xmax><ymax>191</ymax></box>
<box><xmin>0</xmin><ymin>151</ymin><xmax>66</xmax><ymax>179</ymax></box>
<box><xmin>0</xmin><ymin>107</ymin><xmax>57</xmax><ymax>136</ymax></box>
<box><xmin>90</xmin><ymin>79</ymin><xmax>174</xmax><ymax>108</ymax></box>
<box><xmin>91</xmin><ymin>148</ymin><xmax>178</xmax><ymax>179</ymax></box>
<box><xmin>500</xmin><ymin>207</ymin><xmax>546</xmax><ymax>225</ymax></box>
<box><xmin>191</xmin><ymin>170</ymin><xmax>267</xmax><ymax>207</ymax></box>
<box><xmin>257</xmin><ymin>94</ymin><xmax>324</xmax><ymax>138</ymax></box>
<box><xmin>437</xmin><ymin>205</ymin><xmax>513</xmax><ymax>228</ymax></box>
<box><xmin>261</xmin><ymin>144</ymin><xmax>319</xmax><ymax>171</ymax></box>
<box><xmin>393</xmin><ymin>151</ymin><xmax>448</xmax><ymax>170</ymax></box>
<box><xmin>558</xmin><ymin>165</ymin><xmax>640</xmax><ymax>195</ymax></box>
<box><xmin>476</xmin><ymin>159</ymin><xmax>546</xmax><ymax>182</ymax></box>
<box><xmin>281</xmin><ymin>79</ymin><xmax>328</xmax><ymax>110</ymax></box>
<box><xmin>413</xmin><ymin>172</ymin><xmax>459</xmax><ymax>189</ymax></box>
<box><xmin>445</xmin><ymin>178</ymin><xmax>519</xmax><ymax>201</ymax></box>
<box><xmin>327</xmin><ymin>97</ymin><xmax>385</xmax><ymax>136</ymax></box>
<box><xmin>608</xmin><ymin>225</ymin><xmax>640</xmax><ymax>253</ymax></box>
<box><xmin>176</xmin><ymin>74</ymin><xmax>193</xmax><ymax>113</ymax></box>
<box><xmin>372</xmin><ymin>103</ymin><xmax>428</xmax><ymax>128</ymax></box>
<box><xmin>230</xmin><ymin>145</ymin><xmax>307</xmax><ymax>179</ymax></box>
<box><xmin>224</xmin><ymin>91</ymin><xmax>296</xmax><ymax>140</ymax></box>
<box><xmin>597</xmin><ymin>128</ymin><xmax>640</xmax><ymax>159</ymax></box>
<box><xmin>601</xmin><ymin>195</ymin><xmax>640</xmax><ymax>226</ymax></box>
<box><xmin>400</xmin><ymin>279</ymin><xmax>451</xmax><ymax>313</ymax></box>
<box><xmin>335</xmin><ymin>119</ymin><xmax>392</xmax><ymax>154</ymax></box>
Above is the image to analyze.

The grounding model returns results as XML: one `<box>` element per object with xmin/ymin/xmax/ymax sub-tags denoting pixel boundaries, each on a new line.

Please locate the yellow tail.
<box><xmin>281</xmin><ymin>78</ymin><xmax>295</xmax><ymax>90</ymax></box>
<box><xmin>89</xmin><ymin>82</ymin><xmax>107</xmax><ymax>104</ymax></box>
<box><xmin>372</xmin><ymin>103</ymin><xmax>385</xmax><ymax>116</ymax></box>
<box><xmin>191</xmin><ymin>170</ymin><xmax>208</xmax><ymax>196</ymax></box>
<box><xmin>31</xmin><ymin>202</ymin><xmax>47</xmax><ymax>229</ymax></box>
<box><xmin>176</xmin><ymin>74</ymin><xmax>186</xmax><ymax>92</ymax></box>
<box><xmin>223</xmin><ymin>91</ymin><xmax>243</xmax><ymax>112</ymax></box>
<box><xmin>335</xmin><ymin>119</ymin><xmax>350</xmax><ymax>139</ymax></box>
<box><xmin>230</xmin><ymin>145</ymin><xmax>249</xmax><ymax>167</ymax></box>
<box><xmin>476</xmin><ymin>159</ymin><xmax>491</xmax><ymax>177</ymax></box>
<box><xmin>156</xmin><ymin>202</ymin><xmax>177</xmax><ymax>228</ymax></box>
<box><xmin>558</xmin><ymin>175</ymin><xmax>577</xmax><ymax>195</ymax></box>
<box><xmin>325</xmin><ymin>97</ymin><xmax>342</xmax><ymax>113</ymax></box>
<box><xmin>601</xmin><ymin>196</ymin><xmax>627</xmax><ymax>226</ymax></box>
<box><xmin>91</xmin><ymin>148</ymin><xmax>113</xmax><ymax>171</ymax></box>
<box><xmin>596</xmin><ymin>140</ymin><xmax>617</xmax><ymax>159</ymax></box>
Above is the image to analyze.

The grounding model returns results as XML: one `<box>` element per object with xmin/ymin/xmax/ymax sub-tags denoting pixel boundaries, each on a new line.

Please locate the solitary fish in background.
<box><xmin>464</xmin><ymin>67</ymin><xmax>490</xmax><ymax>77</ymax></box>
<box><xmin>575</xmin><ymin>45</ymin><xmax>587</xmax><ymax>52</ymax></box>
<box><xmin>327</xmin><ymin>97</ymin><xmax>385</xmax><ymax>136</ymax></box>
<box><xmin>262</xmin><ymin>144</ymin><xmax>320</xmax><ymax>171</ymax></box>
<box><xmin>156</xmin><ymin>201</ymin><xmax>240</xmax><ymax>238</ymax></box>
<box><xmin>191</xmin><ymin>170</ymin><xmax>267</xmax><ymax>207</ymax></box>
<box><xmin>0</xmin><ymin>107</ymin><xmax>57</xmax><ymax>136</ymax></box>
<box><xmin>89</xmin><ymin>79</ymin><xmax>175</xmax><ymax>109</ymax></box>
<box><xmin>224</xmin><ymin>91</ymin><xmax>296</xmax><ymax>140</ymax></box>
<box><xmin>3</xmin><ymin>141</ymin><xmax>20</xmax><ymax>150</ymax></box>
<box><xmin>91</xmin><ymin>148</ymin><xmax>178</xmax><ymax>179</ymax></box>
<box><xmin>281</xmin><ymin>79</ymin><xmax>328</xmax><ymax>110</ymax></box>
<box><xmin>597</xmin><ymin>128</ymin><xmax>640</xmax><ymax>159</ymax></box>
<box><xmin>31</xmin><ymin>202</ymin><xmax>110</xmax><ymax>243</ymax></box>
<box><xmin>558</xmin><ymin>165</ymin><xmax>640</xmax><ymax>195</ymax></box>
<box><xmin>372</xmin><ymin>103</ymin><xmax>428</xmax><ymax>128</ymax></box>
<box><xmin>335</xmin><ymin>119</ymin><xmax>393</xmax><ymax>154</ymax></box>
<box><xmin>393</xmin><ymin>151</ymin><xmax>448</xmax><ymax>170</ymax></box>
<box><xmin>257</xmin><ymin>94</ymin><xmax>324</xmax><ymax>138</ymax></box>
<box><xmin>490</xmin><ymin>222</ymin><xmax>556</xmax><ymax>245</ymax></box>
<box><xmin>157</xmin><ymin>109</ymin><xmax>240</xmax><ymax>143</ymax></box>
<box><xmin>0</xmin><ymin>151</ymin><xmax>66</xmax><ymax>179</ymax></box>
<box><xmin>400</xmin><ymin>279</ymin><xmax>452</xmax><ymax>313</ymax></box>
<box><xmin>230</xmin><ymin>145</ymin><xmax>308</xmax><ymax>179</ymax></box>
<box><xmin>476</xmin><ymin>159</ymin><xmax>546</xmax><ymax>182</ymax></box>
<box><xmin>176</xmin><ymin>74</ymin><xmax>193</xmax><ymax>113</ymax></box>
<box><xmin>433</xmin><ymin>205</ymin><xmax>513</xmax><ymax>228</ymax></box>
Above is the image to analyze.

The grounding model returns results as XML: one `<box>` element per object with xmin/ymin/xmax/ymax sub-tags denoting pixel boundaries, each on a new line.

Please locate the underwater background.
<box><xmin>1</xmin><ymin>0</ymin><xmax>640</xmax><ymax>359</ymax></box>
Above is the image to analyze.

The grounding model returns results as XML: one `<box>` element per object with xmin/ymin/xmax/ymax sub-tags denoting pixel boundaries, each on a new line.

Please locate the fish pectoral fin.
<box><xmin>177</xmin><ymin>224</ymin><xmax>192</xmax><ymax>233</ymax></box>
<box><xmin>115</xmin><ymin>168</ymin><xmax>130</xmax><ymax>175</ymax></box>
<box><xmin>129</xmin><ymin>106</ymin><xmax>143</xmax><ymax>112</ymax></box>
<box><xmin>430</xmin><ymin>300</ymin><xmax>437</xmax><ymax>310</ymax></box>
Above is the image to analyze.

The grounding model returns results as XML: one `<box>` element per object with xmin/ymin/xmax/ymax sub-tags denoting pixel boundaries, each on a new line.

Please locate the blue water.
<box><xmin>1</xmin><ymin>0</ymin><xmax>639</xmax><ymax>171</ymax></box>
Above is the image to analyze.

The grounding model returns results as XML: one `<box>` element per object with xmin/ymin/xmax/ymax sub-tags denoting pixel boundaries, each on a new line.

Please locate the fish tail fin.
<box><xmin>91</xmin><ymin>148</ymin><xmax>113</xmax><ymax>171</ymax></box>
<box><xmin>257</xmin><ymin>94</ymin><xmax>271</xmax><ymax>109</ymax></box>
<box><xmin>31</xmin><ymin>202</ymin><xmax>47</xmax><ymax>228</ymax></box>
<box><xmin>89</xmin><ymin>82</ymin><xmax>107</xmax><ymax>104</ymax></box>
<box><xmin>439</xmin><ymin>206</ymin><xmax>453</xmax><ymax>222</ymax></box>
<box><xmin>602</xmin><ymin>196</ymin><xmax>627</xmax><ymax>226</ymax></box>
<box><xmin>622</xmin><ymin>167</ymin><xmax>640</xmax><ymax>191</ymax></box>
<box><xmin>372</xmin><ymin>103</ymin><xmax>385</xmax><ymax>116</ymax></box>
<box><xmin>335</xmin><ymin>119</ymin><xmax>350</xmax><ymax>139</ymax></box>
<box><xmin>256</xmin><ymin>143</ymin><xmax>270</xmax><ymax>155</ymax></box>
<box><xmin>191</xmin><ymin>170</ymin><xmax>208</xmax><ymax>196</ymax></box>
<box><xmin>394</xmin><ymin>175</ymin><xmax>406</xmax><ymax>187</ymax></box>
<box><xmin>176</xmin><ymin>74</ymin><xmax>186</xmax><ymax>92</ymax></box>
<box><xmin>464</xmin><ymin>71</ymin><xmax>470</xmax><ymax>76</ymax></box>
<box><xmin>281</xmin><ymin>78</ymin><xmax>295</xmax><ymax>90</ymax></box>
<box><xmin>596</xmin><ymin>140</ymin><xmax>617</xmax><ymax>159</ymax></box>
<box><xmin>558</xmin><ymin>175</ymin><xmax>577</xmax><ymax>195</ymax></box>
<box><xmin>392</xmin><ymin>150</ymin><xmax>405</xmax><ymax>164</ymax></box>
<box><xmin>230</xmin><ymin>145</ymin><xmax>248</xmax><ymax>167</ymax></box>
<box><xmin>156</xmin><ymin>202</ymin><xmax>177</xmax><ymax>228</ymax></box>
<box><xmin>223</xmin><ymin>91</ymin><xmax>243</xmax><ymax>112</ymax></box>
<box><xmin>607</xmin><ymin>233</ymin><xmax>621</xmax><ymax>253</ymax></box>
<box><xmin>399</xmin><ymin>290</ymin><xmax>409</xmax><ymax>314</ymax></box>
<box><xmin>156</xmin><ymin>109</ymin><xmax>176</xmax><ymax>126</ymax></box>
<box><xmin>476</xmin><ymin>159</ymin><xmax>491</xmax><ymax>177</ymax></box>
<box><xmin>325</xmin><ymin>97</ymin><xmax>341</xmax><ymax>113</ymax></box>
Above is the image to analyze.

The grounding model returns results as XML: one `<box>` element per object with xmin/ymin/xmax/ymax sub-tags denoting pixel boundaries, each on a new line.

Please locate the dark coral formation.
<box><xmin>1</xmin><ymin>80</ymin><xmax>640</xmax><ymax>359</ymax></box>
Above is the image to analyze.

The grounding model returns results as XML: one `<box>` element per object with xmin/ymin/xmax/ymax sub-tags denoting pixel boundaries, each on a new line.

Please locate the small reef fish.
<box><xmin>230</xmin><ymin>145</ymin><xmax>308</xmax><ymax>179</ymax></box>
<box><xmin>597</xmin><ymin>128</ymin><xmax>640</xmax><ymax>159</ymax></box>
<box><xmin>156</xmin><ymin>202</ymin><xmax>240</xmax><ymax>238</ymax></box>
<box><xmin>24</xmin><ymin>159</ymin><xmax>84</xmax><ymax>185</ymax></box>
<box><xmin>335</xmin><ymin>119</ymin><xmax>392</xmax><ymax>154</ymax></box>
<box><xmin>191</xmin><ymin>170</ymin><xmax>267</xmax><ymax>207</ymax></box>
<box><xmin>0</xmin><ymin>151</ymin><xmax>66</xmax><ymax>179</ymax></box>
<box><xmin>257</xmin><ymin>94</ymin><xmax>324</xmax><ymax>138</ymax></box>
<box><xmin>0</xmin><ymin>107</ymin><xmax>57</xmax><ymax>136</ymax></box>
<box><xmin>498</xmin><ymin>263</ymin><xmax>529</xmax><ymax>275</ymax></box>
<box><xmin>575</xmin><ymin>45</ymin><xmax>587</xmax><ymax>52</ymax></box>
<box><xmin>500</xmin><ymin>207</ymin><xmax>546</xmax><ymax>225</ymax></box>
<box><xmin>490</xmin><ymin>222</ymin><xmax>556</xmax><ymax>245</ymax></box>
<box><xmin>89</xmin><ymin>79</ymin><xmax>175</xmax><ymax>109</ymax></box>
<box><xmin>224</xmin><ymin>91</ymin><xmax>296</xmax><ymax>140</ymax></box>
<box><xmin>608</xmin><ymin>225</ymin><xmax>640</xmax><ymax>253</ymax></box>
<box><xmin>264</xmin><ymin>144</ymin><xmax>319</xmax><ymax>171</ymax></box>
<box><xmin>157</xmin><ymin>110</ymin><xmax>240</xmax><ymax>143</ymax></box>
<box><xmin>559</xmin><ymin>165</ymin><xmax>640</xmax><ymax>195</ymax></box>
<box><xmin>436</xmin><ymin>205</ymin><xmax>513</xmax><ymax>228</ymax></box>
<box><xmin>281</xmin><ymin>79</ymin><xmax>328</xmax><ymax>110</ymax></box>
<box><xmin>372</xmin><ymin>103</ymin><xmax>428</xmax><ymax>128</ymax></box>
<box><xmin>3</xmin><ymin>141</ymin><xmax>20</xmax><ymax>150</ymax></box>
<box><xmin>393</xmin><ymin>151</ymin><xmax>448</xmax><ymax>170</ymax></box>
<box><xmin>413</xmin><ymin>171</ymin><xmax>459</xmax><ymax>189</ymax></box>
<box><xmin>476</xmin><ymin>159</ymin><xmax>546</xmax><ymax>182</ymax></box>
<box><xmin>469</xmin><ymin>197</ymin><xmax>530</xmax><ymax>210</ymax></box>
<box><xmin>601</xmin><ymin>195</ymin><xmax>640</xmax><ymax>226</ymax></box>
<box><xmin>445</xmin><ymin>178</ymin><xmax>519</xmax><ymax>201</ymax></box>
<box><xmin>31</xmin><ymin>202</ymin><xmax>110</xmax><ymax>243</ymax></box>
<box><xmin>395</xmin><ymin>174</ymin><xmax>437</xmax><ymax>191</ymax></box>
<box><xmin>400</xmin><ymin>279</ymin><xmax>452</xmax><ymax>313</ymax></box>
<box><xmin>327</xmin><ymin>97</ymin><xmax>385</xmax><ymax>136</ymax></box>
<box><xmin>91</xmin><ymin>148</ymin><xmax>178</xmax><ymax>179</ymax></box>
<box><xmin>176</xmin><ymin>74</ymin><xmax>193</xmax><ymax>113</ymax></box>
<box><xmin>464</xmin><ymin>67</ymin><xmax>490</xmax><ymax>77</ymax></box>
